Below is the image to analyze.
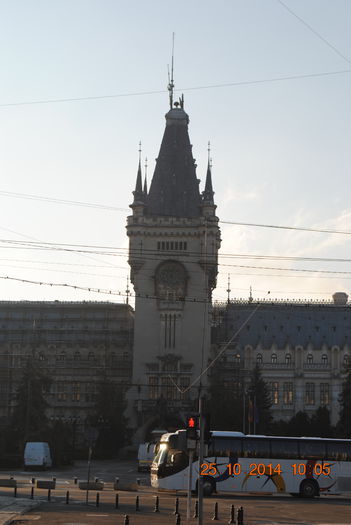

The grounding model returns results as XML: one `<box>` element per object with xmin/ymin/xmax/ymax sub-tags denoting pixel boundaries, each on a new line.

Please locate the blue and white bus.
<box><xmin>151</xmin><ymin>430</ymin><xmax>351</xmax><ymax>498</ymax></box>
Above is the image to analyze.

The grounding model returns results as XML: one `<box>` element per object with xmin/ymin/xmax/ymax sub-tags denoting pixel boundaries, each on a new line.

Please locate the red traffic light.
<box><xmin>188</xmin><ymin>417</ymin><xmax>195</xmax><ymax>428</ymax></box>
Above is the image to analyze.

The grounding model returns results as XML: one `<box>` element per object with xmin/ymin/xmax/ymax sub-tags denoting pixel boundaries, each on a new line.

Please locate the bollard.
<box><xmin>48</xmin><ymin>489</ymin><xmax>51</xmax><ymax>501</ymax></box>
<box><xmin>10</xmin><ymin>476</ymin><xmax>14</xmax><ymax>480</ymax></box>
<box><xmin>135</xmin><ymin>495</ymin><xmax>140</xmax><ymax>511</ymax></box>
<box><xmin>66</xmin><ymin>490</ymin><xmax>69</xmax><ymax>504</ymax></box>
<box><xmin>30</xmin><ymin>487</ymin><xmax>34</xmax><ymax>499</ymax></box>
<box><xmin>154</xmin><ymin>495</ymin><xmax>159</xmax><ymax>512</ymax></box>
<box><xmin>237</xmin><ymin>506</ymin><xmax>244</xmax><ymax>525</ymax></box>
<box><xmin>124</xmin><ymin>515</ymin><xmax>129</xmax><ymax>525</ymax></box>
<box><xmin>94</xmin><ymin>477</ymin><xmax>99</xmax><ymax>482</ymax></box>
<box><xmin>96</xmin><ymin>492</ymin><xmax>100</xmax><ymax>507</ymax></box>
<box><xmin>228</xmin><ymin>504</ymin><xmax>235</xmax><ymax>524</ymax></box>
<box><xmin>115</xmin><ymin>493</ymin><xmax>119</xmax><ymax>509</ymax></box>
<box><xmin>212</xmin><ymin>501</ymin><xmax>219</xmax><ymax>521</ymax></box>
<box><xmin>193</xmin><ymin>500</ymin><xmax>199</xmax><ymax>519</ymax></box>
<box><xmin>74</xmin><ymin>477</ymin><xmax>78</xmax><ymax>485</ymax></box>
<box><xmin>31</xmin><ymin>477</ymin><xmax>35</xmax><ymax>485</ymax></box>
<box><xmin>175</xmin><ymin>513</ymin><xmax>181</xmax><ymax>525</ymax></box>
<box><xmin>52</xmin><ymin>477</ymin><xmax>56</xmax><ymax>482</ymax></box>
<box><xmin>173</xmin><ymin>497</ymin><xmax>179</xmax><ymax>515</ymax></box>
<box><xmin>136</xmin><ymin>477</ymin><xmax>141</xmax><ymax>486</ymax></box>
<box><xmin>14</xmin><ymin>486</ymin><xmax>17</xmax><ymax>498</ymax></box>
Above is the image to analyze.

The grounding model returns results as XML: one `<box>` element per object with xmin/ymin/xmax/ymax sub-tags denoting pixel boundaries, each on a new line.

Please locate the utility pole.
<box><xmin>198</xmin><ymin>393</ymin><xmax>204</xmax><ymax>525</ymax></box>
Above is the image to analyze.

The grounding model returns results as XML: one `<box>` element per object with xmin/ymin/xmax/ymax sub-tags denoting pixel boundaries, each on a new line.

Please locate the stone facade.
<box><xmin>0</xmin><ymin>301</ymin><xmax>133</xmax><ymax>443</ymax></box>
<box><xmin>126</xmin><ymin>102</ymin><xmax>220</xmax><ymax>439</ymax></box>
<box><xmin>212</xmin><ymin>293</ymin><xmax>350</xmax><ymax>425</ymax></box>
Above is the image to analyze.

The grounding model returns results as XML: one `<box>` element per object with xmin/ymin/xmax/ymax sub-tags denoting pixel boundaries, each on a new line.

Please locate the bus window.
<box><xmin>270</xmin><ymin>439</ymin><xmax>299</xmax><ymax>460</ymax></box>
<box><xmin>210</xmin><ymin>438</ymin><xmax>242</xmax><ymax>457</ymax></box>
<box><xmin>243</xmin><ymin>438</ymin><xmax>270</xmax><ymax>458</ymax></box>
<box><xmin>299</xmin><ymin>440</ymin><xmax>326</xmax><ymax>459</ymax></box>
<box><xmin>326</xmin><ymin>441</ymin><xmax>351</xmax><ymax>461</ymax></box>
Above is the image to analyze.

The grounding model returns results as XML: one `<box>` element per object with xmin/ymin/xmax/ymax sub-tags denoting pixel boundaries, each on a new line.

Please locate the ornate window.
<box><xmin>305</xmin><ymin>383</ymin><xmax>315</xmax><ymax>405</ymax></box>
<box><xmin>271</xmin><ymin>353</ymin><xmax>277</xmax><ymax>364</ymax></box>
<box><xmin>307</xmin><ymin>354</ymin><xmax>313</xmax><ymax>364</ymax></box>
<box><xmin>321</xmin><ymin>354</ymin><xmax>328</xmax><ymax>365</ymax></box>
<box><xmin>283</xmin><ymin>382</ymin><xmax>293</xmax><ymax>404</ymax></box>
<box><xmin>343</xmin><ymin>355</ymin><xmax>349</xmax><ymax>366</ymax></box>
<box><xmin>270</xmin><ymin>382</ymin><xmax>279</xmax><ymax>404</ymax></box>
<box><xmin>149</xmin><ymin>376</ymin><xmax>159</xmax><ymax>399</ymax></box>
<box><xmin>285</xmin><ymin>353</ymin><xmax>292</xmax><ymax>365</ymax></box>
<box><xmin>256</xmin><ymin>353</ymin><xmax>263</xmax><ymax>364</ymax></box>
<box><xmin>320</xmin><ymin>383</ymin><xmax>329</xmax><ymax>405</ymax></box>
<box><xmin>155</xmin><ymin>260</ymin><xmax>187</xmax><ymax>301</ymax></box>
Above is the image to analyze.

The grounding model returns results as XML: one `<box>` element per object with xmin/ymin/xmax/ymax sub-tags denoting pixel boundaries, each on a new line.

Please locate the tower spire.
<box><xmin>143</xmin><ymin>157</ymin><xmax>148</xmax><ymax>196</ymax></box>
<box><xmin>132</xmin><ymin>141</ymin><xmax>144</xmax><ymax>205</ymax></box>
<box><xmin>167</xmin><ymin>33</ymin><xmax>175</xmax><ymax>109</ymax></box>
<box><xmin>202</xmin><ymin>141</ymin><xmax>214</xmax><ymax>203</ymax></box>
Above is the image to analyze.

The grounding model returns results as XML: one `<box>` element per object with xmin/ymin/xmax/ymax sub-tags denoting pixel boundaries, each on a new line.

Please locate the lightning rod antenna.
<box><xmin>167</xmin><ymin>32</ymin><xmax>175</xmax><ymax>109</ymax></box>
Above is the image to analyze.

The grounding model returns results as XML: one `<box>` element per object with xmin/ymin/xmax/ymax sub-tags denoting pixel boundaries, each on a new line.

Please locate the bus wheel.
<box><xmin>202</xmin><ymin>477</ymin><xmax>215</xmax><ymax>497</ymax></box>
<box><xmin>300</xmin><ymin>480</ymin><xmax>319</xmax><ymax>498</ymax></box>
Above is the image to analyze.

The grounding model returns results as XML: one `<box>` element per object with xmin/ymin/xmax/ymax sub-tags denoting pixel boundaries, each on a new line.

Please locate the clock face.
<box><xmin>155</xmin><ymin>261</ymin><xmax>187</xmax><ymax>300</ymax></box>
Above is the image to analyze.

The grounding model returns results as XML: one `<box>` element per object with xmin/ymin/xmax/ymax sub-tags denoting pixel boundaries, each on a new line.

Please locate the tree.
<box><xmin>11</xmin><ymin>357</ymin><xmax>52</xmax><ymax>446</ymax></box>
<box><xmin>338</xmin><ymin>363</ymin><xmax>351</xmax><ymax>437</ymax></box>
<box><xmin>209</xmin><ymin>382</ymin><xmax>243</xmax><ymax>431</ymax></box>
<box><xmin>247</xmin><ymin>365</ymin><xmax>272</xmax><ymax>434</ymax></box>
<box><xmin>88</xmin><ymin>377</ymin><xmax>128</xmax><ymax>457</ymax></box>
<box><xmin>310</xmin><ymin>406</ymin><xmax>334</xmax><ymax>437</ymax></box>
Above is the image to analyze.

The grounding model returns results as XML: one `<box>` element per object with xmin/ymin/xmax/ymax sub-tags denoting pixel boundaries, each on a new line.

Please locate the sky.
<box><xmin>0</xmin><ymin>0</ymin><xmax>350</xmax><ymax>305</ymax></box>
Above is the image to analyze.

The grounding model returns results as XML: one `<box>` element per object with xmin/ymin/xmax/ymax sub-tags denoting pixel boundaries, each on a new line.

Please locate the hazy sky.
<box><xmin>0</xmin><ymin>0</ymin><xmax>350</xmax><ymax>305</ymax></box>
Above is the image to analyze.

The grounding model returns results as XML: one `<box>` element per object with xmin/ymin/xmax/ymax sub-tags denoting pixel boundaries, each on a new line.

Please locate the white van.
<box><xmin>24</xmin><ymin>442</ymin><xmax>52</xmax><ymax>470</ymax></box>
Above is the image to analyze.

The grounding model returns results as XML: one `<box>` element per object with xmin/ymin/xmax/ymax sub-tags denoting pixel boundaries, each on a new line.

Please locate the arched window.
<box><xmin>285</xmin><ymin>353</ymin><xmax>292</xmax><ymax>365</ymax></box>
<box><xmin>343</xmin><ymin>355</ymin><xmax>350</xmax><ymax>366</ymax></box>
<box><xmin>307</xmin><ymin>354</ymin><xmax>313</xmax><ymax>364</ymax></box>
<box><xmin>56</xmin><ymin>351</ymin><xmax>66</xmax><ymax>362</ymax></box>
<box><xmin>256</xmin><ymin>353</ymin><xmax>263</xmax><ymax>364</ymax></box>
<box><xmin>271</xmin><ymin>353</ymin><xmax>277</xmax><ymax>364</ymax></box>
<box><xmin>74</xmin><ymin>351</ymin><xmax>81</xmax><ymax>361</ymax></box>
<box><xmin>321</xmin><ymin>354</ymin><xmax>328</xmax><ymax>365</ymax></box>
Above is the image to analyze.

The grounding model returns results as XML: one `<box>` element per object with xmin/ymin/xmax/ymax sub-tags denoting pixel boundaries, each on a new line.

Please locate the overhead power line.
<box><xmin>1</xmin><ymin>189</ymin><xmax>351</xmax><ymax>237</ymax></box>
<box><xmin>0</xmin><ymin>69</ymin><xmax>350</xmax><ymax>108</ymax></box>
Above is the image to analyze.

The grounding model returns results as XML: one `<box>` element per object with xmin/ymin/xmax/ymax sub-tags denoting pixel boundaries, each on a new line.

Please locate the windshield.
<box><xmin>153</xmin><ymin>444</ymin><xmax>168</xmax><ymax>466</ymax></box>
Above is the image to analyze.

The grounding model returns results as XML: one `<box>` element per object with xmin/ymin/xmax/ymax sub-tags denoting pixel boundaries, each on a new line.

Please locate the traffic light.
<box><xmin>186</xmin><ymin>415</ymin><xmax>198</xmax><ymax>440</ymax></box>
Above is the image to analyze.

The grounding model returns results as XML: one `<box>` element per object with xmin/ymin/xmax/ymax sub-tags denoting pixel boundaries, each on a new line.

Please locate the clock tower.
<box><xmin>126</xmin><ymin>97</ymin><xmax>220</xmax><ymax>440</ymax></box>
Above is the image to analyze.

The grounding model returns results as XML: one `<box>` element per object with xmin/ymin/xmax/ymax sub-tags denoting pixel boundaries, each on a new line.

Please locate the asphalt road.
<box><xmin>1</xmin><ymin>460</ymin><xmax>351</xmax><ymax>524</ymax></box>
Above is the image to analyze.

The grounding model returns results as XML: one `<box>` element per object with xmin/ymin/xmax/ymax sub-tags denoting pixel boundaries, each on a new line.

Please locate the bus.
<box><xmin>150</xmin><ymin>430</ymin><xmax>351</xmax><ymax>498</ymax></box>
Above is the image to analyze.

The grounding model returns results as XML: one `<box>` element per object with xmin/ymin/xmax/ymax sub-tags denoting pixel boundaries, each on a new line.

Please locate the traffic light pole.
<box><xmin>198</xmin><ymin>395</ymin><xmax>204</xmax><ymax>525</ymax></box>
<box><xmin>186</xmin><ymin>449</ymin><xmax>193</xmax><ymax>519</ymax></box>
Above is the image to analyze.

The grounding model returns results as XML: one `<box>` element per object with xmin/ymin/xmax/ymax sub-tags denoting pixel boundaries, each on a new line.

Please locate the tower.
<box><xmin>126</xmin><ymin>97</ymin><xmax>220</xmax><ymax>440</ymax></box>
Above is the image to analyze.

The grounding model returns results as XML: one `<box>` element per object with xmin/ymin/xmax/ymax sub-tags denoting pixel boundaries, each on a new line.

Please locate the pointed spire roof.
<box><xmin>132</xmin><ymin>142</ymin><xmax>144</xmax><ymax>205</ymax></box>
<box><xmin>143</xmin><ymin>157</ymin><xmax>148</xmax><ymax>196</ymax></box>
<box><xmin>145</xmin><ymin>102</ymin><xmax>201</xmax><ymax>217</ymax></box>
<box><xmin>202</xmin><ymin>142</ymin><xmax>214</xmax><ymax>204</ymax></box>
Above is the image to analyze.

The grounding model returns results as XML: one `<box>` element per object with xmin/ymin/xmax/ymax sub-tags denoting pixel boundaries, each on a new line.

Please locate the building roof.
<box><xmin>216</xmin><ymin>300</ymin><xmax>351</xmax><ymax>349</ymax></box>
<box><xmin>145</xmin><ymin>106</ymin><xmax>202</xmax><ymax>217</ymax></box>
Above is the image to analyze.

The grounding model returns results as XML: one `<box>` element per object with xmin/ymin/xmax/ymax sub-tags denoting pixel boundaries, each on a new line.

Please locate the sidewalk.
<box><xmin>0</xmin><ymin>495</ymin><xmax>40</xmax><ymax>525</ymax></box>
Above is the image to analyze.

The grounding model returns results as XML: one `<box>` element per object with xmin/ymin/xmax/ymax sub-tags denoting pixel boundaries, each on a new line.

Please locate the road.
<box><xmin>1</xmin><ymin>460</ymin><xmax>351</xmax><ymax>524</ymax></box>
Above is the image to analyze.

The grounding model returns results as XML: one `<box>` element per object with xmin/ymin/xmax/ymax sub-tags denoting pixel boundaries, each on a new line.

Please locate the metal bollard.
<box><xmin>228</xmin><ymin>504</ymin><xmax>235</xmax><ymax>524</ymax></box>
<box><xmin>136</xmin><ymin>477</ymin><xmax>141</xmax><ymax>486</ymax></box>
<box><xmin>193</xmin><ymin>500</ymin><xmax>199</xmax><ymax>518</ymax></box>
<box><xmin>154</xmin><ymin>495</ymin><xmax>159</xmax><ymax>512</ymax></box>
<box><xmin>173</xmin><ymin>497</ymin><xmax>179</xmax><ymax>515</ymax></box>
<box><xmin>48</xmin><ymin>489</ymin><xmax>51</xmax><ymax>501</ymax></box>
<box><xmin>124</xmin><ymin>515</ymin><xmax>129</xmax><ymax>525</ymax></box>
<box><xmin>115</xmin><ymin>493</ymin><xmax>119</xmax><ymax>509</ymax></box>
<box><xmin>74</xmin><ymin>477</ymin><xmax>78</xmax><ymax>485</ymax></box>
<box><xmin>212</xmin><ymin>501</ymin><xmax>219</xmax><ymax>521</ymax></box>
<box><xmin>237</xmin><ymin>506</ymin><xmax>244</xmax><ymax>525</ymax></box>
<box><xmin>14</xmin><ymin>486</ymin><xmax>17</xmax><ymax>498</ymax></box>
<box><xmin>175</xmin><ymin>513</ymin><xmax>181</xmax><ymax>525</ymax></box>
<box><xmin>135</xmin><ymin>495</ymin><xmax>140</xmax><ymax>511</ymax></box>
<box><xmin>96</xmin><ymin>492</ymin><xmax>100</xmax><ymax>507</ymax></box>
<box><xmin>31</xmin><ymin>477</ymin><xmax>35</xmax><ymax>485</ymax></box>
<box><xmin>30</xmin><ymin>487</ymin><xmax>34</xmax><ymax>499</ymax></box>
<box><xmin>115</xmin><ymin>476</ymin><xmax>119</xmax><ymax>486</ymax></box>
<box><xmin>66</xmin><ymin>490</ymin><xmax>69</xmax><ymax>504</ymax></box>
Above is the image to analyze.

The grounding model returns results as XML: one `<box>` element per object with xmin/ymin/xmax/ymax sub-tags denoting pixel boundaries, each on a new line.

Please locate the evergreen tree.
<box><xmin>338</xmin><ymin>363</ymin><xmax>351</xmax><ymax>437</ymax></box>
<box><xmin>11</xmin><ymin>357</ymin><xmax>51</xmax><ymax>445</ymax></box>
<box><xmin>89</xmin><ymin>377</ymin><xmax>128</xmax><ymax>457</ymax></box>
<box><xmin>310</xmin><ymin>406</ymin><xmax>334</xmax><ymax>437</ymax></box>
<box><xmin>209</xmin><ymin>382</ymin><xmax>243</xmax><ymax>431</ymax></box>
<box><xmin>247</xmin><ymin>365</ymin><xmax>272</xmax><ymax>433</ymax></box>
